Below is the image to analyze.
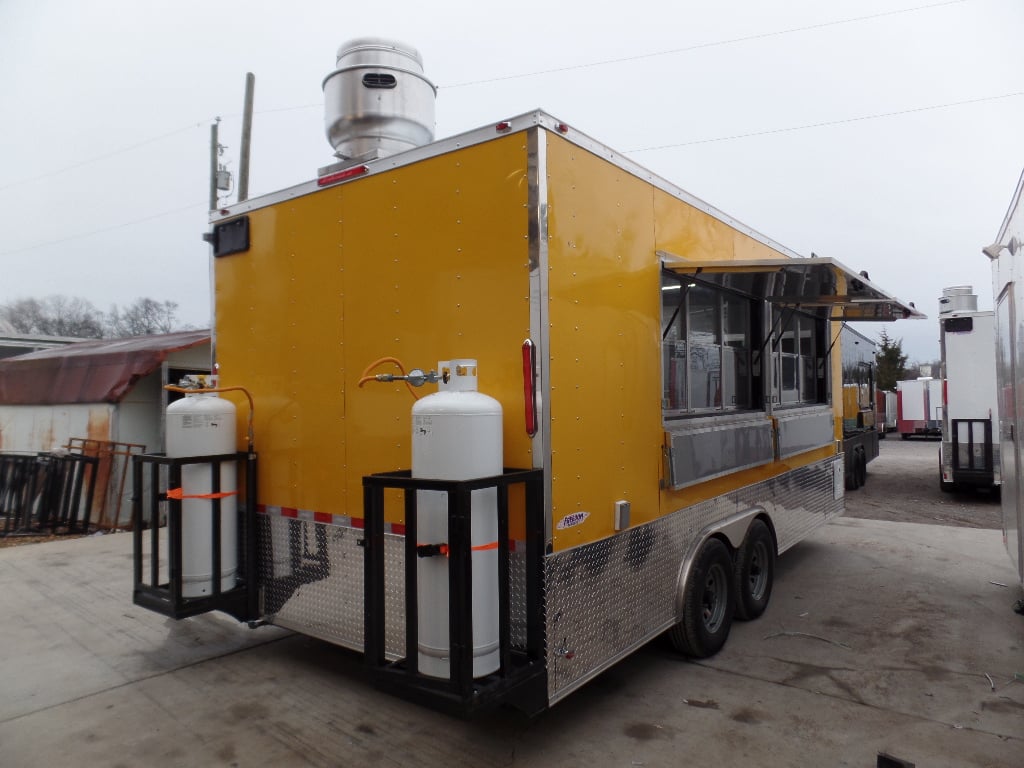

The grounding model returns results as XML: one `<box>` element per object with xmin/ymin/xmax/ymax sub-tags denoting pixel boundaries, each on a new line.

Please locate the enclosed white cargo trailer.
<box><xmin>938</xmin><ymin>287</ymin><xmax>999</xmax><ymax>493</ymax></box>
<box><xmin>896</xmin><ymin>378</ymin><xmax>941</xmax><ymax>439</ymax></box>
<box><xmin>985</xmin><ymin>168</ymin><xmax>1024</xmax><ymax>595</ymax></box>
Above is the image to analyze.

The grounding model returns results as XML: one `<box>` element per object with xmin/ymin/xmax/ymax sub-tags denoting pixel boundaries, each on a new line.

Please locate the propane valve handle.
<box><xmin>374</xmin><ymin>368</ymin><xmax>440</xmax><ymax>387</ymax></box>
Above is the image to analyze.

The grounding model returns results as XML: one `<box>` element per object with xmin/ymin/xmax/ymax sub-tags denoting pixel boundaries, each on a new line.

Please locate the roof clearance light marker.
<box><xmin>556</xmin><ymin>123</ymin><xmax>569</xmax><ymax>133</ymax></box>
<box><xmin>317</xmin><ymin>164</ymin><xmax>369</xmax><ymax>187</ymax></box>
<box><xmin>496</xmin><ymin>121</ymin><xmax>512</xmax><ymax>133</ymax></box>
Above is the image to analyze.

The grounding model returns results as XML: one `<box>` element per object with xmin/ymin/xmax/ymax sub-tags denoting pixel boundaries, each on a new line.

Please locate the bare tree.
<box><xmin>106</xmin><ymin>298</ymin><xmax>180</xmax><ymax>337</ymax></box>
<box><xmin>0</xmin><ymin>295</ymin><xmax>104</xmax><ymax>338</ymax></box>
<box><xmin>1</xmin><ymin>295</ymin><xmax>186</xmax><ymax>339</ymax></box>
<box><xmin>0</xmin><ymin>297</ymin><xmax>45</xmax><ymax>333</ymax></box>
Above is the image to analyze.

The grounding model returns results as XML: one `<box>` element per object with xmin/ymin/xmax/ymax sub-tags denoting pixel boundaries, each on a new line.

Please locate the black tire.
<box><xmin>669</xmin><ymin>538</ymin><xmax>735</xmax><ymax>658</ymax></box>
<box><xmin>845</xmin><ymin>451</ymin><xmax>862</xmax><ymax>491</ymax></box>
<box><xmin>733</xmin><ymin>519</ymin><xmax>775</xmax><ymax>621</ymax></box>
<box><xmin>856</xmin><ymin>450</ymin><xmax>867</xmax><ymax>488</ymax></box>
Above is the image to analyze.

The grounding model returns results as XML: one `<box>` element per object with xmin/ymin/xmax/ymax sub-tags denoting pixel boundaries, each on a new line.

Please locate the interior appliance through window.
<box><xmin>661</xmin><ymin>273</ymin><xmax>753</xmax><ymax>417</ymax></box>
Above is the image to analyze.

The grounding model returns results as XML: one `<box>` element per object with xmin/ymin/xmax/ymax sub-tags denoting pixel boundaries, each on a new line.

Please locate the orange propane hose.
<box><xmin>357</xmin><ymin>357</ymin><xmax>420</xmax><ymax>400</ymax></box>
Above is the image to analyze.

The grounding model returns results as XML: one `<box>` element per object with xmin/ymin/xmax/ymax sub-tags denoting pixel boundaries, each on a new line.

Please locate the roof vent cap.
<box><xmin>322</xmin><ymin>37</ymin><xmax>437</xmax><ymax>162</ymax></box>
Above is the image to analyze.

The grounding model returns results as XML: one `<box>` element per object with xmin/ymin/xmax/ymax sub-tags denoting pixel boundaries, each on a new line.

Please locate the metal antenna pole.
<box><xmin>238</xmin><ymin>73</ymin><xmax>255</xmax><ymax>202</ymax></box>
<box><xmin>208</xmin><ymin>119</ymin><xmax>219</xmax><ymax>211</ymax></box>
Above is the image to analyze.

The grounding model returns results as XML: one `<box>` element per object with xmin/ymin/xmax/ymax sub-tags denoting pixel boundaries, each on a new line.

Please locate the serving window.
<box><xmin>662</xmin><ymin>274</ymin><xmax>753</xmax><ymax>417</ymax></box>
<box><xmin>772</xmin><ymin>308</ymin><xmax>825</xmax><ymax>406</ymax></box>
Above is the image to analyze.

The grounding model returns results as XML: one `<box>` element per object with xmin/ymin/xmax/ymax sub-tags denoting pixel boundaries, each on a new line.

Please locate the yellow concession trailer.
<box><xmin>133</xmin><ymin>107</ymin><xmax>922</xmax><ymax>714</ymax></box>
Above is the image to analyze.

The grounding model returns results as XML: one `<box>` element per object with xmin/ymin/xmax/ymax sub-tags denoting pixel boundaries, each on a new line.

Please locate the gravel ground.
<box><xmin>846</xmin><ymin>433</ymin><xmax>1003</xmax><ymax>528</ymax></box>
<box><xmin>0</xmin><ymin>532</ymin><xmax>89</xmax><ymax>548</ymax></box>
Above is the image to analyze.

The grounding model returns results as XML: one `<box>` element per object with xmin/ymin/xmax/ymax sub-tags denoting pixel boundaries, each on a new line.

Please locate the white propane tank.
<box><xmin>166</xmin><ymin>393</ymin><xmax>238</xmax><ymax>598</ymax></box>
<box><xmin>412</xmin><ymin>359</ymin><xmax>502</xmax><ymax>679</ymax></box>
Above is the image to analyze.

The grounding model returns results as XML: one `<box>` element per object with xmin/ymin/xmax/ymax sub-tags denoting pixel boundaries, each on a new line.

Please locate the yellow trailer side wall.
<box><xmin>215</xmin><ymin>135</ymin><xmax>534</xmax><ymax>523</ymax></box>
<box><xmin>543</xmin><ymin>137</ymin><xmax>663</xmax><ymax>551</ymax></box>
<box><xmin>545</xmin><ymin>133</ymin><xmax>837</xmax><ymax>551</ymax></box>
<box><xmin>832</xmin><ymin>311</ymin><xmax>848</xmax><ymax>441</ymax></box>
<box><xmin>842</xmin><ymin>385</ymin><xmax>864</xmax><ymax>420</ymax></box>
<box><xmin>216</xmin><ymin>127</ymin><xmax>841</xmax><ymax>549</ymax></box>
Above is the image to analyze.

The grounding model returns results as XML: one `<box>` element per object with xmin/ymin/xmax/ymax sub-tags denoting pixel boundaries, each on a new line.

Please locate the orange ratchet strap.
<box><xmin>166</xmin><ymin>488</ymin><xmax>239</xmax><ymax>501</ymax></box>
<box><xmin>417</xmin><ymin>541</ymin><xmax>500</xmax><ymax>558</ymax></box>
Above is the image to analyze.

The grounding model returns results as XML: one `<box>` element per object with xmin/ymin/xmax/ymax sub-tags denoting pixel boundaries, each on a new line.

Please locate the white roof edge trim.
<box><xmin>208</xmin><ymin>109</ymin><xmax>799</xmax><ymax>262</ymax></box>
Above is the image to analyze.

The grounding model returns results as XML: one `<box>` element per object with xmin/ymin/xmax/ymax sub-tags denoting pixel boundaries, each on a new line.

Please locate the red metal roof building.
<box><xmin>0</xmin><ymin>331</ymin><xmax>211</xmax><ymax>525</ymax></box>
<box><xmin>0</xmin><ymin>330</ymin><xmax>210</xmax><ymax>405</ymax></box>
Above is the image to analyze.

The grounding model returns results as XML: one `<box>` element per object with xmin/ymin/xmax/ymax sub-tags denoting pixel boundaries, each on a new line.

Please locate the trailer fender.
<box><xmin>670</xmin><ymin>537</ymin><xmax>735</xmax><ymax>657</ymax></box>
<box><xmin>672</xmin><ymin>507</ymin><xmax>766</xmax><ymax>621</ymax></box>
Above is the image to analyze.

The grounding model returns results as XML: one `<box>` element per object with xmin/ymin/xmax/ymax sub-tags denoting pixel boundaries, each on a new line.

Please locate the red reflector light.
<box><xmin>522</xmin><ymin>339</ymin><xmax>537</xmax><ymax>437</ymax></box>
<box><xmin>556</xmin><ymin>123</ymin><xmax>569</xmax><ymax>133</ymax></box>
<box><xmin>496</xmin><ymin>121</ymin><xmax>512</xmax><ymax>132</ymax></box>
<box><xmin>317</xmin><ymin>164</ymin><xmax>369</xmax><ymax>187</ymax></box>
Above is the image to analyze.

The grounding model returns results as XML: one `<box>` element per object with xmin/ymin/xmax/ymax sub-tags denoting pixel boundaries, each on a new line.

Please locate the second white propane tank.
<box><xmin>412</xmin><ymin>359</ymin><xmax>502</xmax><ymax>679</ymax></box>
<box><xmin>166</xmin><ymin>393</ymin><xmax>238</xmax><ymax>598</ymax></box>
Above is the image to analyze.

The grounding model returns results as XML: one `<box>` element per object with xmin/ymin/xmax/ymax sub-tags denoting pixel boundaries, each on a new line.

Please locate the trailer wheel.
<box><xmin>844</xmin><ymin>449</ymin><xmax>863</xmax><ymax>491</ymax></box>
<box><xmin>844</xmin><ymin>465</ymin><xmax>857</xmax><ymax>491</ymax></box>
<box><xmin>733</xmin><ymin>520</ymin><xmax>775</xmax><ymax>621</ymax></box>
<box><xmin>670</xmin><ymin>537</ymin><xmax>734</xmax><ymax>658</ymax></box>
<box><xmin>856</xmin><ymin>450</ymin><xmax>867</xmax><ymax>488</ymax></box>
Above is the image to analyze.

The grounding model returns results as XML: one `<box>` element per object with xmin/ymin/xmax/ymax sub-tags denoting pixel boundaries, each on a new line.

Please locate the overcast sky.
<box><xmin>2</xmin><ymin>0</ymin><xmax>1021</xmax><ymax>363</ymax></box>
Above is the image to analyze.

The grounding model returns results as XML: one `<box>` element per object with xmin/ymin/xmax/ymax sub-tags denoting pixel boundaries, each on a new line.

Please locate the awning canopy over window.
<box><xmin>659</xmin><ymin>252</ymin><xmax>925</xmax><ymax>322</ymax></box>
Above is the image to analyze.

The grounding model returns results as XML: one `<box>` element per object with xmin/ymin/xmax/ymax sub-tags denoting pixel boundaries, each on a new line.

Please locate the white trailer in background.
<box><xmin>938</xmin><ymin>286</ymin><xmax>999</xmax><ymax>494</ymax></box>
<box><xmin>896</xmin><ymin>378</ymin><xmax>941</xmax><ymax>439</ymax></box>
<box><xmin>985</xmin><ymin>167</ymin><xmax>1024</xmax><ymax>597</ymax></box>
<box><xmin>876</xmin><ymin>390</ymin><xmax>897</xmax><ymax>435</ymax></box>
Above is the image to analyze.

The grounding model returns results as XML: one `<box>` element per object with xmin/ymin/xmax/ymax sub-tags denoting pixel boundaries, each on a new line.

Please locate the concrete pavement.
<box><xmin>0</xmin><ymin>518</ymin><xmax>1021</xmax><ymax>767</ymax></box>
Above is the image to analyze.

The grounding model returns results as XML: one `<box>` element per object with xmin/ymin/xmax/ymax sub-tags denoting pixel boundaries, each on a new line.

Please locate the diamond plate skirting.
<box><xmin>256</xmin><ymin>515</ymin><xmax>405</xmax><ymax>658</ymax></box>
<box><xmin>255</xmin><ymin>514</ymin><xmax>531</xmax><ymax>661</ymax></box>
<box><xmin>254</xmin><ymin>456</ymin><xmax>841</xmax><ymax>706</ymax></box>
<box><xmin>543</xmin><ymin>456</ymin><xmax>842</xmax><ymax>703</ymax></box>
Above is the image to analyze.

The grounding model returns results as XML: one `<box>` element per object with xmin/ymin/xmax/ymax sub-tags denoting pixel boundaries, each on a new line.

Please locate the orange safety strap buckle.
<box><xmin>415</xmin><ymin>541</ymin><xmax>499</xmax><ymax>558</ymax></box>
